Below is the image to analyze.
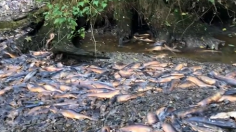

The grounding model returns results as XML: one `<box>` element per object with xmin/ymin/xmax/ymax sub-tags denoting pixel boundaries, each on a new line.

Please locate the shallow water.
<box><xmin>80</xmin><ymin>33</ymin><xmax>236</xmax><ymax>64</ymax></box>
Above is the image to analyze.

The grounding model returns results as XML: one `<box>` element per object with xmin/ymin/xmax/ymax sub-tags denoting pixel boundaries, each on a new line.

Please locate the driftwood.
<box><xmin>51</xmin><ymin>41</ymin><xmax>109</xmax><ymax>60</ymax></box>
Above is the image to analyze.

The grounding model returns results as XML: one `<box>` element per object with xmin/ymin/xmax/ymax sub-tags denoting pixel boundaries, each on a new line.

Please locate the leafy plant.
<box><xmin>43</xmin><ymin>0</ymin><xmax>110</xmax><ymax>39</ymax></box>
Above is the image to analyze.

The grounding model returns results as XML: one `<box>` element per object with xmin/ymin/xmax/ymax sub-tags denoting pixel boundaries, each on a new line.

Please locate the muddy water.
<box><xmin>80</xmin><ymin>34</ymin><xmax>236</xmax><ymax>64</ymax></box>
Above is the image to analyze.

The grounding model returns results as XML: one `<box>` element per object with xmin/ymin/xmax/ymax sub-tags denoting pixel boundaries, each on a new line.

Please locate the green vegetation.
<box><xmin>37</xmin><ymin>0</ymin><xmax>235</xmax><ymax>40</ymax></box>
<box><xmin>38</xmin><ymin>0</ymin><xmax>110</xmax><ymax>39</ymax></box>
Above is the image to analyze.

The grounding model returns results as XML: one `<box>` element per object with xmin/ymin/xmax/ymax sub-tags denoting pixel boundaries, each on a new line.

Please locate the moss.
<box><xmin>0</xmin><ymin>19</ymin><xmax>28</xmax><ymax>31</ymax></box>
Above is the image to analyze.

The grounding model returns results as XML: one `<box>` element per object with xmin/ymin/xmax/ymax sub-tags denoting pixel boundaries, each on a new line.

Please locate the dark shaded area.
<box><xmin>22</xmin><ymin>19</ymin><xmax>45</xmax><ymax>36</ymax></box>
<box><xmin>71</xmin><ymin>13</ymin><xmax>116</xmax><ymax>48</ymax></box>
<box><xmin>71</xmin><ymin>16</ymin><xmax>89</xmax><ymax>48</ymax></box>
<box><xmin>199</xmin><ymin>4</ymin><xmax>234</xmax><ymax>25</ymax></box>
<box><xmin>130</xmin><ymin>9</ymin><xmax>151</xmax><ymax>36</ymax></box>
<box><xmin>117</xmin><ymin>8</ymin><xmax>152</xmax><ymax>46</ymax></box>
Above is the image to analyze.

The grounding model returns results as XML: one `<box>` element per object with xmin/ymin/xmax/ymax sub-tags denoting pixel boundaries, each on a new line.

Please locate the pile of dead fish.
<box><xmin>1</xmin><ymin>47</ymin><xmax>236</xmax><ymax>131</ymax></box>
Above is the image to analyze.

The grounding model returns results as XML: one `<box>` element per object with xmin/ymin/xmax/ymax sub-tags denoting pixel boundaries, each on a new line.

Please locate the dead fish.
<box><xmin>112</xmin><ymin>81</ymin><xmax>120</xmax><ymax>87</ymax></box>
<box><xmin>185</xmin><ymin>116</ymin><xmax>236</xmax><ymax>129</ymax></box>
<box><xmin>118</xmin><ymin>69</ymin><xmax>135</xmax><ymax>78</ymax></box>
<box><xmin>174</xmin><ymin>63</ymin><xmax>187</xmax><ymax>71</ymax></box>
<box><xmin>121</xmin><ymin>62</ymin><xmax>141</xmax><ymax>70</ymax></box>
<box><xmin>156</xmin><ymin>107</ymin><xmax>175</xmax><ymax>122</ymax></box>
<box><xmin>153</xmin><ymin>53</ymin><xmax>168</xmax><ymax>59</ymax></box>
<box><xmin>178</xmin><ymin>68</ymin><xmax>193</xmax><ymax>75</ymax></box>
<box><xmin>210</xmin><ymin>111</ymin><xmax>236</xmax><ymax>120</ymax></box>
<box><xmin>197</xmin><ymin>92</ymin><xmax>223</xmax><ymax>107</ymax></box>
<box><xmin>164</xmin><ymin>44</ymin><xmax>181</xmax><ymax>52</ymax></box>
<box><xmin>130</xmin><ymin>62</ymin><xmax>142</xmax><ymax>69</ymax></box>
<box><xmin>225</xmin><ymin>71</ymin><xmax>236</xmax><ymax>78</ymax></box>
<box><xmin>86</xmin><ymin>90</ymin><xmax>120</xmax><ymax>99</ymax></box>
<box><xmin>138</xmin><ymin>38</ymin><xmax>155</xmax><ymax>42</ymax></box>
<box><xmin>146</xmin><ymin>45</ymin><xmax>163</xmax><ymax>52</ymax></box>
<box><xmin>114</xmin><ymin>72</ymin><xmax>122</xmax><ymax>80</ymax></box>
<box><xmin>53</xmin><ymin>93</ymin><xmax>77</xmax><ymax>99</ymax></box>
<box><xmin>110</xmin><ymin>93</ymin><xmax>143</xmax><ymax>104</ymax></box>
<box><xmin>186</xmin><ymin>76</ymin><xmax>212</xmax><ymax>87</ymax></box>
<box><xmin>223</xmin><ymin>89</ymin><xmax>236</xmax><ymax>95</ymax></box>
<box><xmin>143</xmin><ymin>61</ymin><xmax>160</xmax><ymax>67</ymax></box>
<box><xmin>187</xmin><ymin>121</ymin><xmax>227</xmax><ymax>132</ymax></box>
<box><xmin>218</xmin><ymin>95</ymin><xmax>236</xmax><ymax>102</ymax></box>
<box><xmin>189</xmin><ymin>65</ymin><xmax>202</xmax><ymax>71</ymax></box>
<box><xmin>27</xmin><ymin>84</ymin><xmax>47</xmax><ymax>93</ymax></box>
<box><xmin>177</xmin><ymin>81</ymin><xmax>197</xmax><ymax>89</ymax></box>
<box><xmin>53</xmin><ymin>100</ymin><xmax>79</xmax><ymax>106</ymax></box>
<box><xmin>1</xmin><ymin>51</ymin><xmax>17</xmax><ymax>58</ymax></box>
<box><xmin>100</xmin><ymin>126</ymin><xmax>110</xmax><ymax>132</ymax></box>
<box><xmin>59</xmin><ymin>85</ymin><xmax>72</xmax><ymax>91</ymax></box>
<box><xmin>156</xmin><ymin>107</ymin><xmax>166</xmax><ymax>118</ymax></box>
<box><xmin>23</xmin><ymin>69</ymin><xmax>38</xmax><ymax>82</ymax></box>
<box><xmin>0</xmin><ymin>86</ymin><xmax>12</xmax><ymax>95</ymax></box>
<box><xmin>29</xmin><ymin>51</ymin><xmax>51</xmax><ymax>56</ymax></box>
<box><xmin>147</xmin><ymin>112</ymin><xmax>158</xmax><ymax>124</ymax></box>
<box><xmin>145</xmin><ymin>65</ymin><xmax>166</xmax><ymax>71</ymax></box>
<box><xmin>158</xmin><ymin>75</ymin><xmax>184</xmax><ymax>83</ymax></box>
<box><xmin>209</xmin><ymin>71</ymin><xmax>236</xmax><ymax>86</ymax></box>
<box><xmin>119</xmin><ymin>124</ymin><xmax>153</xmax><ymax>132</ymax></box>
<box><xmin>41</xmin><ymin>66</ymin><xmax>62</xmax><ymax>72</ymax></box>
<box><xmin>197</xmin><ymin>75</ymin><xmax>217</xmax><ymax>85</ymax></box>
<box><xmin>70</xmin><ymin>80</ymin><xmax>97</xmax><ymax>89</ymax></box>
<box><xmin>42</xmin><ymin>84</ymin><xmax>63</xmax><ymax>93</ymax></box>
<box><xmin>168</xmin><ymin>79</ymin><xmax>180</xmax><ymax>92</ymax></box>
<box><xmin>60</xmin><ymin>109</ymin><xmax>96</xmax><ymax>121</ymax></box>
<box><xmin>113</xmin><ymin>62</ymin><xmax>127</xmax><ymax>70</ymax></box>
<box><xmin>87</xmin><ymin>88</ymin><xmax>112</xmax><ymax>93</ymax></box>
<box><xmin>136</xmin><ymin>86</ymin><xmax>162</xmax><ymax>92</ymax></box>
<box><xmin>134</xmin><ymin>33</ymin><xmax>151</xmax><ymax>38</ymax></box>
<box><xmin>91</xmin><ymin>81</ymin><xmax>115</xmax><ymax>90</ymax></box>
<box><xmin>0</xmin><ymin>72</ymin><xmax>12</xmax><ymax>78</ymax></box>
<box><xmin>24</xmin><ymin>101</ymin><xmax>44</xmax><ymax>108</ymax></box>
<box><xmin>173</xmin><ymin>106</ymin><xmax>206</xmax><ymax>119</ymax></box>
<box><xmin>45</xmin><ymin>33</ymin><xmax>55</xmax><ymax>49</ymax></box>
<box><xmin>162</xmin><ymin>123</ymin><xmax>178</xmax><ymax>132</ymax></box>
<box><xmin>50</xmin><ymin>71</ymin><xmax>71</xmax><ymax>79</ymax></box>
<box><xmin>87</xmin><ymin>68</ymin><xmax>106</xmax><ymax>74</ymax></box>
<box><xmin>28</xmin><ymin>105</ymin><xmax>50</xmax><ymax>115</ymax></box>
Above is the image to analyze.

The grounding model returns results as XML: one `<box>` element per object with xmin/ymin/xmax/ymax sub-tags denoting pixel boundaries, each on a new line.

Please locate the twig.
<box><xmin>181</xmin><ymin>7</ymin><xmax>211</xmax><ymax>38</ymax></box>
<box><xmin>89</xmin><ymin>3</ymin><xmax>97</xmax><ymax>58</ymax></box>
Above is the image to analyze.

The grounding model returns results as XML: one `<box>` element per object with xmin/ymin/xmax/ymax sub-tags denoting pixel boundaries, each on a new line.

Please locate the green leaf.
<box><xmin>93</xmin><ymin>0</ymin><xmax>99</xmax><ymax>6</ymax></box>
<box><xmin>80</xmin><ymin>33</ymin><xmax>85</xmax><ymax>39</ymax></box>
<box><xmin>181</xmin><ymin>12</ymin><xmax>187</xmax><ymax>15</ymax></box>
<box><xmin>25</xmin><ymin>36</ymin><xmax>32</xmax><ymax>42</ymax></box>
<box><xmin>209</xmin><ymin>0</ymin><xmax>215</xmax><ymax>5</ymax></box>
<box><xmin>78</xmin><ymin>1</ymin><xmax>85</xmax><ymax>7</ymax></box>
<box><xmin>165</xmin><ymin>21</ymin><xmax>171</xmax><ymax>27</ymax></box>
<box><xmin>228</xmin><ymin>44</ymin><xmax>235</xmax><ymax>47</ymax></box>
<box><xmin>222</xmin><ymin>28</ymin><xmax>227</xmax><ymax>31</ymax></box>
<box><xmin>102</xmin><ymin>3</ymin><xmax>107</xmax><ymax>9</ymax></box>
<box><xmin>61</xmin><ymin>5</ymin><xmax>67</xmax><ymax>10</ymax></box>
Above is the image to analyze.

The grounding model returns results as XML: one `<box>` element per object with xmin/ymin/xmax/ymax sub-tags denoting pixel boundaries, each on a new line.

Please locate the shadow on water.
<box><xmin>80</xmin><ymin>33</ymin><xmax>236</xmax><ymax>64</ymax></box>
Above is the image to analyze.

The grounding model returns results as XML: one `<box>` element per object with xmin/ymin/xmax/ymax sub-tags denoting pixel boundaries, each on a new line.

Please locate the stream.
<box><xmin>80</xmin><ymin>33</ymin><xmax>236</xmax><ymax>64</ymax></box>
